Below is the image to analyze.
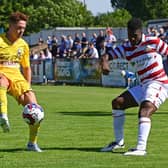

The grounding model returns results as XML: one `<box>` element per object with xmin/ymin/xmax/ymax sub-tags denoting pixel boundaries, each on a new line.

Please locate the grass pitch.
<box><xmin>0</xmin><ymin>85</ymin><xmax>168</xmax><ymax>168</ymax></box>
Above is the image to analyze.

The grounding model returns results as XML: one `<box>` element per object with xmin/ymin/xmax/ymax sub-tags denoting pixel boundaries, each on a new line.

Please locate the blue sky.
<box><xmin>77</xmin><ymin>0</ymin><xmax>113</xmax><ymax>16</ymax></box>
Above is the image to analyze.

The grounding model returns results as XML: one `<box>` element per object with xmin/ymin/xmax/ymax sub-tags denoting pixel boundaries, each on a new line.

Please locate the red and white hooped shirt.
<box><xmin>108</xmin><ymin>34</ymin><xmax>168</xmax><ymax>84</ymax></box>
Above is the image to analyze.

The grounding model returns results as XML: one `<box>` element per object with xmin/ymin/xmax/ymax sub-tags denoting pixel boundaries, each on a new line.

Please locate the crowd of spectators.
<box><xmin>30</xmin><ymin>27</ymin><xmax>117</xmax><ymax>60</ymax></box>
<box><xmin>147</xmin><ymin>26</ymin><xmax>168</xmax><ymax>42</ymax></box>
<box><xmin>30</xmin><ymin>25</ymin><xmax>168</xmax><ymax>61</ymax></box>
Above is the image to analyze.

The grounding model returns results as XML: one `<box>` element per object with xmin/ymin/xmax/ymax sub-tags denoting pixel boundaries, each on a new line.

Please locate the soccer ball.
<box><xmin>121</xmin><ymin>70</ymin><xmax>126</xmax><ymax>77</ymax></box>
<box><xmin>22</xmin><ymin>103</ymin><xmax>44</xmax><ymax>125</ymax></box>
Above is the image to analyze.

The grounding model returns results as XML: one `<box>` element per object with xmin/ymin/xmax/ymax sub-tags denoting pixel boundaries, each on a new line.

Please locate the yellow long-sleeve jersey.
<box><xmin>0</xmin><ymin>33</ymin><xmax>30</xmax><ymax>69</ymax></box>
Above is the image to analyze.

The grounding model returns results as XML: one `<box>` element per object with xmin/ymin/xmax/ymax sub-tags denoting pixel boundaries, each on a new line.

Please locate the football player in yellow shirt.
<box><xmin>0</xmin><ymin>11</ymin><xmax>44</xmax><ymax>152</ymax></box>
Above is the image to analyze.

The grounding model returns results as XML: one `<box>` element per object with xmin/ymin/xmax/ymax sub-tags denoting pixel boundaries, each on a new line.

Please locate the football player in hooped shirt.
<box><xmin>0</xmin><ymin>12</ymin><xmax>44</xmax><ymax>152</ymax></box>
<box><xmin>101</xmin><ymin>18</ymin><xmax>168</xmax><ymax>156</ymax></box>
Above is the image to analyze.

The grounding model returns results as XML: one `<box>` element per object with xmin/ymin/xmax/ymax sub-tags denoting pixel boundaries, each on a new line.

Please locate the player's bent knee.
<box><xmin>19</xmin><ymin>91</ymin><xmax>38</xmax><ymax>105</ymax></box>
<box><xmin>139</xmin><ymin>101</ymin><xmax>157</xmax><ymax>118</ymax></box>
<box><xmin>139</xmin><ymin>110</ymin><xmax>153</xmax><ymax>118</ymax></box>
<box><xmin>24</xmin><ymin>91</ymin><xmax>35</xmax><ymax>98</ymax></box>
<box><xmin>112</xmin><ymin>97</ymin><xmax>125</xmax><ymax>109</ymax></box>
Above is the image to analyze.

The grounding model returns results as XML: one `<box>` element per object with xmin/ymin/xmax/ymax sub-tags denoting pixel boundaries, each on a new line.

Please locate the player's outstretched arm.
<box><xmin>100</xmin><ymin>54</ymin><xmax>110</xmax><ymax>75</ymax></box>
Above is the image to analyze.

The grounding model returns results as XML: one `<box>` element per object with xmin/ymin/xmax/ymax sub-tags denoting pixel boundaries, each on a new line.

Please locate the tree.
<box><xmin>95</xmin><ymin>9</ymin><xmax>132</xmax><ymax>27</ymax></box>
<box><xmin>0</xmin><ymin>0</ymin><xmax>13</xmax><ymax>31</ymax></box>
<box><xmin>0</xmin><ymin>0</ymin><xmax>94</xmax><ymax>34</ymax></box>
<box><xmin>110</xmin><ymin>0</ymin><xmax>168</xmax><ymax>21</ymax></box>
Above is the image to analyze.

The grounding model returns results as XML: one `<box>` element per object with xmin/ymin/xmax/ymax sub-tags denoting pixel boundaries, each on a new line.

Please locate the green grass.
<box><xmin>0</xmin><ymin>85</ymin><xmax>168</xmax><ymax>168</ymax></box>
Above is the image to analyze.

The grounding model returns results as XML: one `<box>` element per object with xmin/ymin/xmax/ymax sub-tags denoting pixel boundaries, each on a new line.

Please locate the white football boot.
<box><xmin>124</xmin><ymin>148</ymin><xmax>146</xmax><ymax>156</ymax></box>
<box><xmin>0</xmin><ymin>116</ymin><xmax>10</xmax><ymax>132</ymax></box>
<box><xmin>27</xmin><ymin>142</ymin><xmax>43</xmax><ymax>152</ymax></box>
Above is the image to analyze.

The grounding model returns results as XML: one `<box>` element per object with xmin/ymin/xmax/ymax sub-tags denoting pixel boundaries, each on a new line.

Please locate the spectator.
<box><xmin>147</xmin><ymin>27</ymin><xmax>154</xmax><ymax>36</ymax></box>
<box><xmin>81</xmin><ymin>32</ymin><xmax>89</xmax><ymax>54</ymax></box>
<box><xmin>38</xmin><ymin>37</ymin><xmax>44</xmax><ymax>45</ymax></box>
<box><xmin>71</xmin><ymin>33</ymin><xmax>81</xmax><ymax>58</ymax></box>
<box><xmin>30</xmin><ymin>50</ymin><xmax>39</xmax><ymax>60</ymax></box>
<box><xmin>59</xmin><ymin>35</ymin><xmax>68</xmax><ymax>58</ymax></box>
<box><xmin>38</xmin><ymin>50</ymin><xmax>46</xmax><ymax>60</ymax></box>
<box><xmin>158</xmin><ymin>27</ymin><xmax>166</xmax><ymax>41</ymax></box>
<box><xmin>51</xmin><ymin>35</ymin><xmax>58</xmax><ymax>58</ymax></box>
<box><xmin>85</xmin><ymin>42</ymin><xmax>99</xmax><ymax>59</ymax></box>
<box><xmin>67</xmin><ymin>35</ymin><xmax>74</xmax><ymax>57</ymax></box>
<box><xmin>44</xmin><ymin>48</ymin><xmax>52</xmax><ymax>59</ymax></box>
<box><xmin>105</xmin><ymin>27</ymin><xmax>117</xmax><ymax>52</ymax></box>
<box><xmin>90</xmin><ymin>32</ymin><xmax>97</xmax><ymax>47</ymax></box>
<box><xmin>72</xmin><ymin>33</ymin><xmax>80</xmax><ymax>51</ymax></box>
<box><xmin>96</xmin><ymin>30</ymin><xmax>105</xmax><ymax>58</ymax></box>
<box><xmin>46</xmin><ymin>36</ymin><xmax>52</xmax><ymax>51</ymax></box>
<box><xmin>151</xmin><ymin>27</ymin><xmax>159</xmax><ymax>37</ymax></box>
<box><xmin>72</xmin><ymin>40</ymin><xmax>82</xmax><ymax>58</ymax></box>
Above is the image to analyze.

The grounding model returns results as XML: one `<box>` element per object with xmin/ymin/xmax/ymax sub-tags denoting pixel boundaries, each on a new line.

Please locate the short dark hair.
<box><xmin>127</xmin><ymin>18</ymin><xmax>142</xmax><ymax>31</ymax></box>
<box><xmin>9</xmin><ymin>11</ymin><xmax>28</xmax><ymax>24</ymax></box>
<box><xmin>88</xmin><ymin>42</ymin><xmax>94</xmax><ymax>46</ymax></box>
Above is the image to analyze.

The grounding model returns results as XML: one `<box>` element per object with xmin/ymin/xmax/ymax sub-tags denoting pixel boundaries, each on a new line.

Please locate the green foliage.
<box><xmin>53</xmin><ymin>0</ymin><xmax>94</xmax><ymax>27</ymax></box>
<box><xmin>1</xmin><ymin>0</ymin><xmax>168</xmax><ymax>34</ymax></box>
<box><xmin>0</xmin><ymin>0</ymin><xmax>94</xmax><ymax>34</ymax></box>
<box><xmin>110</xmin><ymin>0</ymin><xmax>168</xmax><ymax>21</ymax></box>
<box><xmin>0</xmin><ymin>0</ymin><xmax>13</xmax><ymax>31</ymax></box>
<box><xmin>95</xmin><ymin>9</ymin><xmax>132</xmax><ymax>27</ymax></box>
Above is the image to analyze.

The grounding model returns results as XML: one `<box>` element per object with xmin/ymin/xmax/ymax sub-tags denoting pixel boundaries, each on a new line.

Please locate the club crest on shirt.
<box><xmin>17</xmin><ymin>48</ymin><xmax>23</xmax><ymax>58</ymax></box>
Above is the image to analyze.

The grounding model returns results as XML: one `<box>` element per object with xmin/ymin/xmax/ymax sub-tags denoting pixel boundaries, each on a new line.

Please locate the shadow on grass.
<box><xmin>0</xmin><ymin>147</ymin><xmax>101</xmax><ymax>153</ymax></box>
<box><xmin>59</xmin><ymin>111</ymin><xmax>111</xmax><ymax>117</ymax></box>
<box><xmin>58</xmin><ymin>111</ymin><xmax>139</xmax><ymax>117</ymax></box>
<box><xmin>0</xmin><ymin>147</ymin><xmax>124</xmax><ymax>154</ymax></box>
<box><xmin>0</xmin><ymin>148</ymin><xmax>25</xmax><ymax>153</ymax></box>
<box><xmin>42</xmin><ymin>147</ymin><xmax>125</xmax><ymax>154</ymax></box>
<box><xmin>59</xmin><ymin>110</ymin><xmax>168</xmax><ymax>117</ymax></box>
<box><xmin>43</xmin><ymin>147</ymin><xmax>101</xmax><ymax>152</ymax></box>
